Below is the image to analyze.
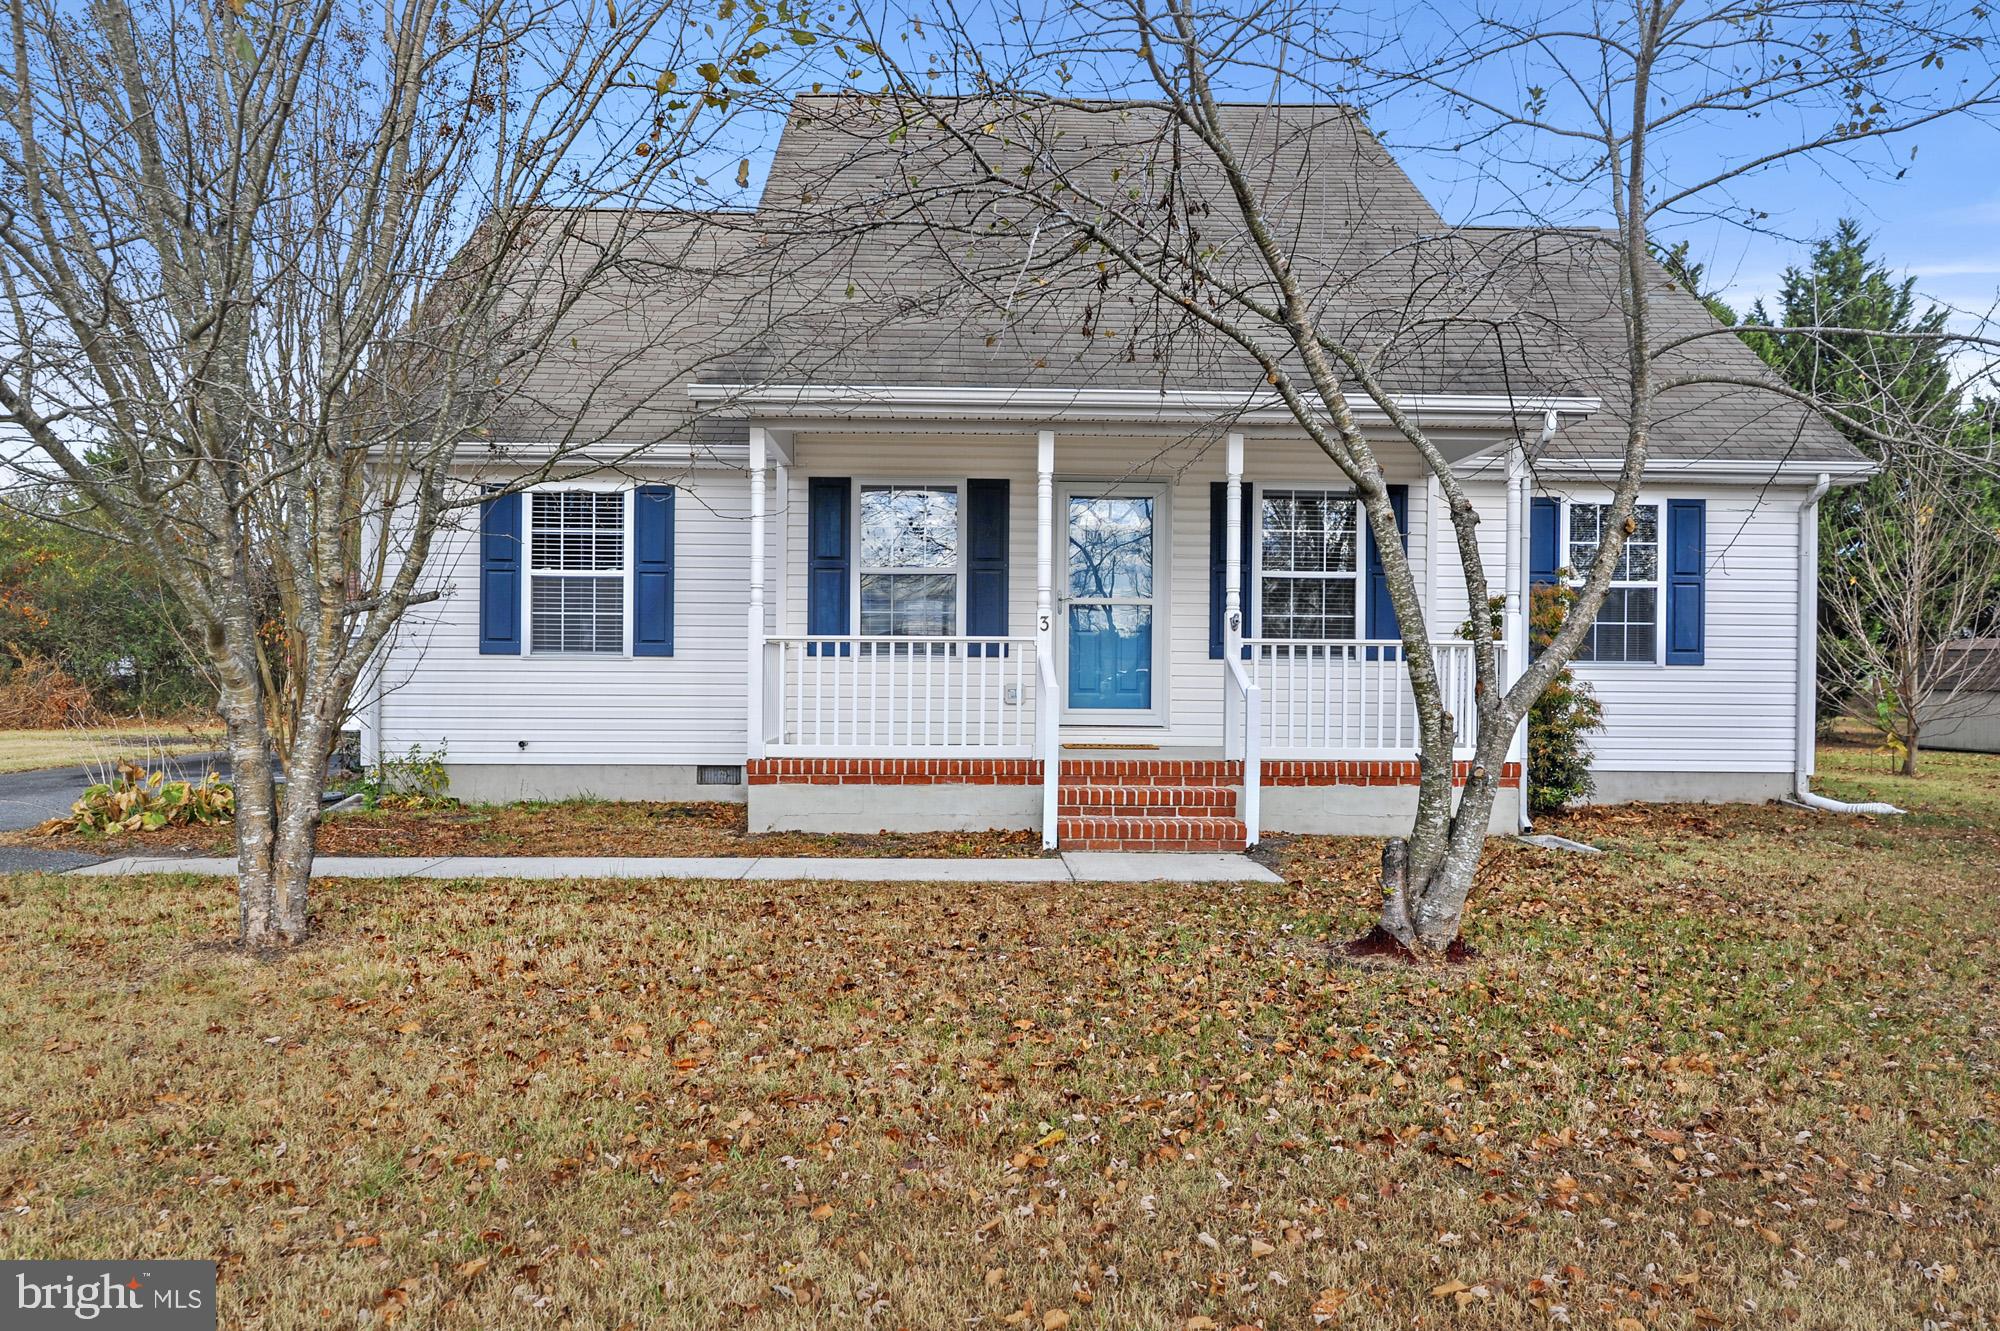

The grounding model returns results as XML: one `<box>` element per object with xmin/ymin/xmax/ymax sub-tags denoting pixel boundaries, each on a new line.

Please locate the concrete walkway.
<box><xmin>68</xmin><ymin>851</ymin><xmax>1282</xmax><ymax>884</ymax></box>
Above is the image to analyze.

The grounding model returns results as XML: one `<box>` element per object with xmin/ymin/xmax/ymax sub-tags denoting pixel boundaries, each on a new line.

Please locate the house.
<box><xmin>1916</xmin><ymin>640</ymin><xmax>2000</xmax><ymax>754</ymax></box>
<box><xmin>358</xmin><ymin>98</ymin><xmax>1871</xmax><ymax>850</ymax></box>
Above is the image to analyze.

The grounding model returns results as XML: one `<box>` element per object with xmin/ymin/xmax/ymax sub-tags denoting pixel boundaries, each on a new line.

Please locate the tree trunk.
<box><xmin>1900</xmin><ymin>728</ymin><xmax>1920</xmax><ymax>777</ymax></box>
<box><xmin>1373</xmin><ymin>734</ymin><xmax>1513</xmax><ymax>957</ymax></box>
<box><xmin>269</xmin><ymin>718</ymin><xmax>335</xmax><ymax>942</ymax></box>
<box><xmin>1409</xmin><ymin>764</ymin><xmax>1506</xmax><ymax>951</ymax></box>
<box><xmin>218</xmin><ymin>666</ymin><xmax>280</xmax><ymax>948</ymax></box>
<box><xmin>1377</xmin><ymin>836</ymin><xmax>1414</xmax><ymax>950</ymax></box>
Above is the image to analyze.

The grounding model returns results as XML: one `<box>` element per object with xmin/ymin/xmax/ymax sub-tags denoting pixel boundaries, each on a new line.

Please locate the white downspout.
<box><xmin>1791</xmin><ymin>471</ymin><xmax>1903</xmax><ymax>815</ymax></box>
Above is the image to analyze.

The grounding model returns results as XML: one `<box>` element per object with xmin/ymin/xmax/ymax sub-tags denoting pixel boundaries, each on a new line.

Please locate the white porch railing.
<box><xmin>1243</xmin><ymin>639</ymin><xmax>1492</xmax><ymax>757</ymax></box>
<box><xmin>1223</xmin><ymin>651</ymin><xmax>1261</xmax><ymax>841</ymax></box>
<box><xmin>764</xmin><ymin>635</ymin><xmax>1040</xmax><ymax>755</ymax></box>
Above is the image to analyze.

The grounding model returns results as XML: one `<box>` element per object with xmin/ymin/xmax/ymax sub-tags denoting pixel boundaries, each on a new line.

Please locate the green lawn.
<box><xmin>0</xmin><ymin>746</ymin><xmax>1994</xmax><ymax>1329</ymax></box>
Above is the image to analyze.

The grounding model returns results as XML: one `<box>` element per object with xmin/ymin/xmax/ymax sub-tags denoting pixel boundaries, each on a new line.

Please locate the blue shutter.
<box><xmin>1666</xmin><ymin>498</ymin><xmax>1706</xmax><ymax>665</ymax></box>
<box><xmin>807</xmin><ymin>476</ymin><xmax>850</xmax><ymax>657</ymax></box>
<box><xmin>1364</xmin><ymin>484</ymin><xmax>1410</xmax><ymax>650</ymax></box>
<box><xmin>1529</xmin><ymin>497</ymin><xmax>1561</xmax><ymax>586</ymax></box>
<box><xmin>478</xmin><ymin>489</ymin><xmax>521</xmax><ymax>655</ymax></box>
<box><xmin>1208</xmin><ymin>482</ymin><xmax>1254</xmax><ymax>659</ymax></box>
<box><xmin>965</xmin><ymin>479</ymin><xmax>1009</xmax><ymax>657</ymax></box>
<box><xmin>632</xmin><ymin>485</ymin><xmax>675</xmax><ymax>657</ymax></box>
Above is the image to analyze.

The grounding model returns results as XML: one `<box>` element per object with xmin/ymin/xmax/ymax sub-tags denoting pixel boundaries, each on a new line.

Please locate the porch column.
<box><xmin>1036</xmin><ymin>430</ymin><xmax>1055</xmax><ymax>652</ymax></box>
<box><xmin>1036</xmin><ymin>429</ymin><xmax>1057</xmax><ymax>849</ymax></box>
<box><xmin>1224</xmin><ymin>432</ymin><xmax>1245</xmax><ymax>654</ymax></box>
<box><xmin>1224</xmin><ymin>432</ymin><xmax>1245</xmax><ymax>756</ymax></box>
<box><xmin>747</xmin><ymin>426</ymin><xmax>768</xmax><ymax>761</ymax></box>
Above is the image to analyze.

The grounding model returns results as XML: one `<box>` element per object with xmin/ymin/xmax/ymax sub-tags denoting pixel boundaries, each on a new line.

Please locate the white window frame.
<box><xmin>850</xmin><ymin>479</ymin><xmax>966</xmax><ymax>644</ymax></box>
<box><xmin>1561</xmin><ymin>497</ymin><xmax>1664</xmax><ymax>668</ymax></box>
<box><xmin>523</xmin><ymin>482</ymin><xmax>632</xmax><ymax>658</ymax></box>
<box><xmin>1252</xmin><ymin>487</ymin><xmax>1366</xmax><ymax>642</ymax></box>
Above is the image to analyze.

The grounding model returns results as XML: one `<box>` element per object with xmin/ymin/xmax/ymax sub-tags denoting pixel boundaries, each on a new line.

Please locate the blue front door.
<box><xmin>1064</xmin><ymin>491</ymin><xmax>1158</xmax><ymax>714</ymax></box>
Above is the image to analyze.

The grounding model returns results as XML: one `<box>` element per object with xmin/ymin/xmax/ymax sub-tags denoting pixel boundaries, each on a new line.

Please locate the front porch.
<box><xmin>727</xmin><ymin>402</ymin><xmax>1538</xmax><ymax>848</ymax></box>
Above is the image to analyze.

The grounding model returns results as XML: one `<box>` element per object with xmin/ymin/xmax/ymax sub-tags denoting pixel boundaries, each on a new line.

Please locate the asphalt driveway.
<box><xmin>0</xmin><ymin>752</ymin><xmax>226</xmax><ymax>872</ymax></box>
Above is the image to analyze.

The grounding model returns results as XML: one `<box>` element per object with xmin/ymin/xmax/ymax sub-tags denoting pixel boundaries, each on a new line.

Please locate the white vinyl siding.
<box><xmin>363</xmin><ymin>468</ymin><xmax>758</xmax><ymax>767</ymax></box>
<box><xmin>1428</xmin><ymin>479</ymin><xmax>1808</xmax><ymax>778</ymax></box>
<box><xmin>361</xmin><ymin>445</ymin><xmax>1809</xmax><ymax>793</ymax></box>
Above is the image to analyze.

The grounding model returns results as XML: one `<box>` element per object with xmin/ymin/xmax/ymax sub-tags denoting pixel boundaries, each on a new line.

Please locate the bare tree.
<box><xmin>0</xmin><ymin>0</ymin><xmax>814</xmax><ymax>945</ymax></box>
<box><xmin>1732</xmin><ymin>222</ymin><xmax>2000</xmax><ymax>772</ymax></box>
<box><xmin>846</xmin><ymin>0</ymin><xmax>1999</xmax><ymax>953</ymax></box>
<box><xmin>1823</xmin><ymin>418</ymin><xmax>2000</xmax><ymax>772</ymax></box>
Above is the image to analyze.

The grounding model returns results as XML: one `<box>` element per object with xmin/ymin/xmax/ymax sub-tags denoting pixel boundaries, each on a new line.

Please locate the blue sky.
<box><xmin>1373</xmin><ymin>78</ymin><xmax>2000</xmax><ymax>335</ymax></box>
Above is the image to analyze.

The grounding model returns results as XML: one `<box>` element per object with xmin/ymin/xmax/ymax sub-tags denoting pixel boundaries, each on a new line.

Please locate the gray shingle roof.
<box><xmin>494</xmin><ymin>95</ymin><xmax>1863</xmax><ymax>473</ymax></box>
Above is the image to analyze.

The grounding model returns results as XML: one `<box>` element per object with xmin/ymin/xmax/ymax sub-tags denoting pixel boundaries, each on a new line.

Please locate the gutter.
<box><xmin>685</xmin><ymin>382</ymin><xmax>1602</xmax><ymax>429</ymax></box>
<box><xmin>1790</xmin><ymin>471</ymin><xmax>1902</xmax><ymax>816</ymax></box>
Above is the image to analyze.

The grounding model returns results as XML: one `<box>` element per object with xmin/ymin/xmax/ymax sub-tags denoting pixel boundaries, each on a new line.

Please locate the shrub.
<box><xmin>71</xmin><ymin>761</ymin><xmax>234</xmax><ymax>834</ymax></box>
<box><xmin>356</xmin><ymin>743</ymin><xmax>456</xmax><ymax>811</ymax></box>
<box><xmin>1527</xmin><ymin>579</ymin><xmax>1605</xmax><ymax>813</ymax></box>
<box><xmin>0</xmin><ymin>509</ymin><xmax>212</xmax><ymax>714</ymax></box>
<box><xmin>0</xmin><ymin>650</ymin><xmax>99</xmax><ymax>728</ymax></box>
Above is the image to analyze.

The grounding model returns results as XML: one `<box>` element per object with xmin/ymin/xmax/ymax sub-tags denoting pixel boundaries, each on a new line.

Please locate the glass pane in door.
<box><xmin>1065</xmin><ymin>495</ymin><xmax>1156</xmax><ymax>711</ymax></box>
<box><xmin>1067</xmin><ymin>497</ymin><xmax>1154</xmax><ymax>598</ymax></box>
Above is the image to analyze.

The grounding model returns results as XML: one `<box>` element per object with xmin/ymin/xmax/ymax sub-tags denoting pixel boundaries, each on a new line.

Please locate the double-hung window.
<box><xmin>1259</xmin><ymin>489</ymin><xmax>1361</xmax><ymax>640</ymax></box>
<box><xmin>858</xmin><ymin>484</ymin><xmax>960</xmax><ymax>639</ymax></box>
<box><xmin>528</xmin><ymin>490</ymin><xmax>627</xmax><ymax>654</ymax></box>
<box><xmin>1567</xmin><ymin>501</ymin><xmax>1660</xmax><ymax>663</ymax></box>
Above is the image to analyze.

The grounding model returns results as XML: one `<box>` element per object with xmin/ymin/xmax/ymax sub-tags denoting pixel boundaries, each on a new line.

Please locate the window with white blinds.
<box><xmin>528</xmin><ymin>490</ymin><xmax>626</xmax><ymax>654</ymax></box>
<box><xmin>1259</xmin><ymin>489</ymin><xmax>1362</xmax><ymax>640</ymax></box>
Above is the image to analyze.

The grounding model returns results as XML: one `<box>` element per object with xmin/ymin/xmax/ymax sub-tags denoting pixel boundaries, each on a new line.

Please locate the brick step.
<box><xmin>1058</xmin><ymin>783</ymin><xmax>1238</xmax><ymax>815</ymax></box>
<box><xmin>1059</xmin><ymin>759</ymin><xmax>1242</xmax><ymax>788</ymax></box>
<box><xmin>1057</xmin><ymin>815</ymin><xmax>1248</xmax><ymax>853</ymax></box>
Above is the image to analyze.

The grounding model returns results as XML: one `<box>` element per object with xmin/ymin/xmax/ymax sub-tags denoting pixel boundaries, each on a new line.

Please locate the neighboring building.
<box><xmin>1917</xmin><ymin>640</ymin><xmax>2000</xmax><ymax>754</ymax></box>
<box><xmin>359</xmin><ymin>98</ymin><xmax>1871</xmax><ymax>850</ymax></box>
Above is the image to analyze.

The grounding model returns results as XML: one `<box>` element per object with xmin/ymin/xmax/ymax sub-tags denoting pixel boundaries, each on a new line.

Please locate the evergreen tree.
<box><xmin>1655</xmin><ymin>239</ymin><xmax>1740</xmax><ymax>327</ymax></box>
